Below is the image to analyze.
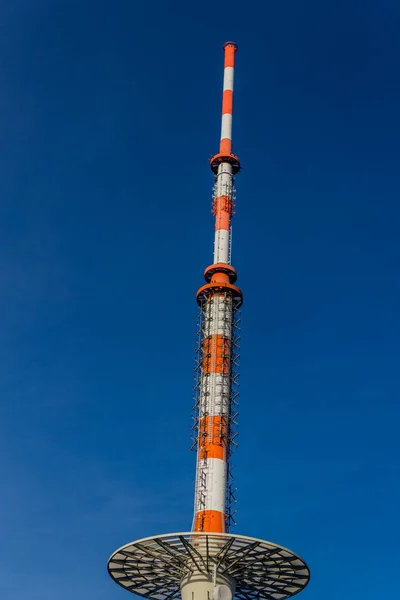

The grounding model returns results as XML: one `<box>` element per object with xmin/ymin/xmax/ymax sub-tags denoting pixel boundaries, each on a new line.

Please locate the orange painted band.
<box><xmin>199</xmin><ymin>416</ymin><xmax>228</xmax><ymax>460</ymax></box>
<box><xmin>199</xmin><ymin>415</ymin><xmax>227</xmax><ymax>446</ymax></box>
<box><xmin>213</xmin><ymin>195</ymin><xmax>233</xmax><ymax>231</ymax></box>
<box><xmin>214</xmin><ymin>208</ymin><xmax>232</xmax><ymax>230</ymax></box>
<box><xmin>194</xmin><ymin>510</ymin><xmax>225</xmax><ymax>533</ymax></box>
<box><xmin>219</xmin><ymin>138</ymin><xmax>232</xmax><ymax>155</ymax></box>
<box><xmin>213</xmin><ymin>195</ymin><xmax>234</xmax><ymax>216</ymax></box>
<box><xmin>224</xmin><ymin>46</ymin><xmax>236</xmax><ymax>69</ymax></box>
<box><xmin>202</xmin><ymin>334</ymin><xmax>230</xmax><ymax>374</ymax></box>
<box><xmin>222</xmin><ymin>90</ymin><xmax>233</xmax><ymax>115</ymax></box>
<box><xmin>199</xmin><ymin>414</ymin><xmax>227</xmax><ymax>459</ymax></box>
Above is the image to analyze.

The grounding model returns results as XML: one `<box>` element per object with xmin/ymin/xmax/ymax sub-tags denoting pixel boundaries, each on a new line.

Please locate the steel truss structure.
<box><xmin>192</xmin><ymin>295</ymin><xmax>241</xmax><ymax>530</ymax></box>
<box><xmin>108</xmin><ymin>533</ymin><xmax>310</xmax><ymax>600</ymax></box>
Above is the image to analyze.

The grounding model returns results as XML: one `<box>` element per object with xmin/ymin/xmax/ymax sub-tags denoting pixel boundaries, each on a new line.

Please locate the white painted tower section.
<box><xmin>220</xmin><ymin>65</ymin><xmax>234</xmax><ymax>145</ymax></box>
<box><xmin>192</xmin><ymin>294</ymin><xmax>233</xmax><ymax>530</ymax></box>
<box><xmin>213</xmin><ymin>163</ymin><xmax>234</xmax><ymax>265</ymax></box>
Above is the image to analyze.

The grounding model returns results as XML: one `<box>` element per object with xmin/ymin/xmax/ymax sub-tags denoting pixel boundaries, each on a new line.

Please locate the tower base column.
<box><xmin>181</xmin><ymin>570</ymin><xmax>235</xmax><ymax>600</ymax></box>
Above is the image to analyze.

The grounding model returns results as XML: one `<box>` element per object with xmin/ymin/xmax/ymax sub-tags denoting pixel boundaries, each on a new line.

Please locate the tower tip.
<box><xmin>223</xmin><ymin>41</ymin><xmax>238</xmax><ymax>51</ymax></box>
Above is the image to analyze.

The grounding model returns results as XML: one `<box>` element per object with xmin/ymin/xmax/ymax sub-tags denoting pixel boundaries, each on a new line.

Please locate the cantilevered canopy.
<box><xmin>108</xmin><ymin>532</ymin><xmax>310</xmax><ymax>600</ymax></box>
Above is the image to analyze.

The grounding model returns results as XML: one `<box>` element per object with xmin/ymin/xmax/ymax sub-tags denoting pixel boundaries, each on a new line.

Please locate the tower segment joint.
<box><xmin>204</xmin><ymin>264</ymin><xmax>237</xmax><ymax>284</ymax></box>
<box><xmin>210</xmin><ymin>153</ymin><xmax>241</xmax><ymax>175</ymax></box>
<box><xmin>196</xmin><ymin>282</ymin><xmax>243</xmax><ymax>307</ymax></box>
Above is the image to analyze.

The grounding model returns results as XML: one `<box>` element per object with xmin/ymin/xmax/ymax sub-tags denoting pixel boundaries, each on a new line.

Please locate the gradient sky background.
<box><xmin>1</xmin><ymin>1</ymin><xmax>399</xmax><ymax>599</ymax></box>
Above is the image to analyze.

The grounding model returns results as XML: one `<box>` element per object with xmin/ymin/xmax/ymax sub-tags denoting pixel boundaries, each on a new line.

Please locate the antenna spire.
<box><xmin>193</xmin><ymin>41</ymin><xmax>242</xmax><ymax>534</ymax></box>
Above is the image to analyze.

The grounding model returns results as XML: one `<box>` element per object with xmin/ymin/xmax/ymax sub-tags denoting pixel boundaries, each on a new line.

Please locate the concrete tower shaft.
<box><xmin>192</xmin><ymin>42</ymin><xmax>242</xmax><ymax>534</ymax></box>
<box><xmin>107</xmin><ymin>42</ymin><xmax>310</xmax><ymax>600</ymax></box>
<box><xmin>213</xmin><ymin>41</ymin><xmax>239</xmax><ymax>266</ymax></box>
<box><xmin>220</xmin><ymin>42</ymin><xmax>237</xmax><ymax>157</ymax></box>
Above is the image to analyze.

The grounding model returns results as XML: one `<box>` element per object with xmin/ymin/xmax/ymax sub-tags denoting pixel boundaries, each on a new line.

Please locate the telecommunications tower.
<box><xmin>108</xmin><ymin>42</ymin><xmax>310</xmax><ymax>600</ymax></box>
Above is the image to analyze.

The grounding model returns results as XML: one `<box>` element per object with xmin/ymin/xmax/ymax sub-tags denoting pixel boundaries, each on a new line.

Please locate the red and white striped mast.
<box><xmin>108</xmin><ymin>42</ymin><xmax>310</xmax><ymax>600</ymax></box>
<box><xmin>193</xmin><ymin>41</ymin><xmax>242</xmax><ymax>535</ymax></box>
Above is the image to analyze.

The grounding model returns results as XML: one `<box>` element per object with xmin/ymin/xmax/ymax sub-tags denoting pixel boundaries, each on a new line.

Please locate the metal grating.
<box><xmin>192</xmin><ymin>294</ymin><xmax>241</xmax><ymax>529</ymax></box>
<box><xmin>108</xmin><ymin>533</ymin><xmax>310</xmax><ymax>600</ymax></box>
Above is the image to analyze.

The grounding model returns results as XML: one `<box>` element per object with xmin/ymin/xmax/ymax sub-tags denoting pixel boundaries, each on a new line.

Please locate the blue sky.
<box><xmin>0</xmin><ymin>1</ymin><xmax>399</xmax><ymax>598</ymax></box>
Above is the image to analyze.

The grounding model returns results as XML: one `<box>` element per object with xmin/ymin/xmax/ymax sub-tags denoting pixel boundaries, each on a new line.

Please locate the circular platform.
<box><xmin>108</xmin><ymin>532</ymin><xmax>310</xmax><ymax>600</ymax></box>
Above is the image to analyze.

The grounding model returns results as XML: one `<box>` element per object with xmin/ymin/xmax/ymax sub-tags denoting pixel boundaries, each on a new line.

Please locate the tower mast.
<box><xmin>193</xmin><ymin>41</ymin><xmax>242</xmax><ymax>535</ymax></box>
<box><xmin>108</xmin><ymin>42</ymin><xmax>310</xmax><ymax>600</ymax></box>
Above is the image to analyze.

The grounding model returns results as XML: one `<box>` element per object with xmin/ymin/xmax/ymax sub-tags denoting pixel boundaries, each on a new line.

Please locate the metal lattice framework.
<box><xmin>191</xmin><ymin>296</ymin><xmax>241</xmax><ymax>529</ymax></box>
<box><xmin>108</xmin><ymin>532</ymin><xmax>310</xmax><ymax>600</ymax></box>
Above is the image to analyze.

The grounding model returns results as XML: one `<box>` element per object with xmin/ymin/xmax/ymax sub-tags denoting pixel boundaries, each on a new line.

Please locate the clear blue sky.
<box><xmin>1</xmin><ymin>1</ymin><xmax>399</xmax><ymax>599</ymax></box>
